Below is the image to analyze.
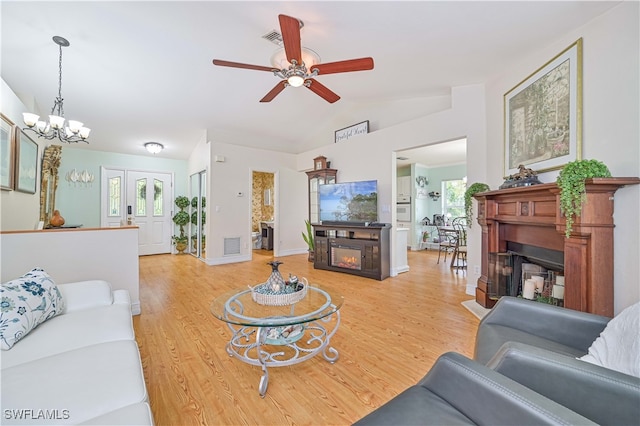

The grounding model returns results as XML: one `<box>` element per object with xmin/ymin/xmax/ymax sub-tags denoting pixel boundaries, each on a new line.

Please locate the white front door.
<box><xmin>127</xmin><ymin>171</ymin><xmax>173</xmax><ymax>255</ymax></box>
<box><xmin>101</xmin><ymin>168</ymin><xmax>173</xmax><ymax>255</ymax></box>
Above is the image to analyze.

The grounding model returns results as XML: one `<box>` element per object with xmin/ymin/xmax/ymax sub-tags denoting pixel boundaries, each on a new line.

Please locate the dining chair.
<box><xmin>436</xmin><ymin>226</ymin><xmax>459</xmax><ymax>264</ymax></box>
<box><xmin>452</xmin><ymin>217</ymin><xmax>468</xmax><ymax>271</ymax></box>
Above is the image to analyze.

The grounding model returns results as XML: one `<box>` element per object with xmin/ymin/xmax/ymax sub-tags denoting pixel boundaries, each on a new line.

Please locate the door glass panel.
<box><xmin>136</xmin><ymin>179</ymin><xmax>146</xmax><ymax>216</ymax></box>
<box><xmin>153</xmin><ymin>179</ymin><xmax>163</xmax><ymax>216</ymax></box>
<box><xmin>108</xmin><ymin>176</ymin><xmax>121</xmax><ymax>216</ymax></box>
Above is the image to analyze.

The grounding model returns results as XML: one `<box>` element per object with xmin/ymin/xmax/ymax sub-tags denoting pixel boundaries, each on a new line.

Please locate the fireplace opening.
<box><xmin>488</xmin><ymin>243</ymin><xmax>565</xmax><ymax>306</ymax></box>
<box><xmin>330</xmin><ymin>245</ymin><xmax>362</xmax><ymax>270</ymax></box>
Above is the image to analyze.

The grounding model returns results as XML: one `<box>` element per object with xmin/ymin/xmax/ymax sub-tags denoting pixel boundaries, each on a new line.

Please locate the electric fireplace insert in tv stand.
<box><xmin>312</xmin><ymin>223</ymin><xmax>391</xmax><ymax>280</ymax></box>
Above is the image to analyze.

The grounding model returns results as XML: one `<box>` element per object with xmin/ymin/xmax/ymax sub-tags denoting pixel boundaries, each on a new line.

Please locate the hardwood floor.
<box><xmin>134</xmin><ymin>249</ymin><xmax>479</xmax><ymax>425</ymax></box>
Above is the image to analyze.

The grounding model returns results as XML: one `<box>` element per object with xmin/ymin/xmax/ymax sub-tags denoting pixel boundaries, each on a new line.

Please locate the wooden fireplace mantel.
<box><xmin>474</xmin><ymin>177</ymin><xmax>639</xmax><ymax>316</ymax></box>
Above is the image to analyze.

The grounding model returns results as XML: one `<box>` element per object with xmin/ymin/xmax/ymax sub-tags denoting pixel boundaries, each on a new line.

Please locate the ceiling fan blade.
<box><xmin>278</xmin><ymin>14</ymin><xmax>302</xmax><ymax>65</ymax></box>
<box><xmin>306</xmin><ymin>79</ymin><xmax>340</xmax><ymax>103</ymax></box>
<box><xmin>260</xmin><ymin>81</ymin><xmax>287</xmax><ymax>103</ymax></box>
<box><xmin>311</xmin><ymin>58</ymin><xmax>374</xmax><ymax>75</ymax></box>
<box><xmin>212</xmin><ymin>59</ymin><xmax>275</xmax><ymax>72</ymax></box>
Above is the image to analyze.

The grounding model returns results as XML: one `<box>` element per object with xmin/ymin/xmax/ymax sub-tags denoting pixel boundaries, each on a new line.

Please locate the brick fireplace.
<box><xmin>474</xmin><ymin>178</ymin><xmax>639</xmax><ymax>316</ymax></box>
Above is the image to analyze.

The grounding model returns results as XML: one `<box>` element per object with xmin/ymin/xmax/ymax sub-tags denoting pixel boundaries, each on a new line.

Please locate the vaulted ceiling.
<box><xmin>1</xmin><ymin>1</ymin><xmax>619</xmax><ymax>161</ymax></box>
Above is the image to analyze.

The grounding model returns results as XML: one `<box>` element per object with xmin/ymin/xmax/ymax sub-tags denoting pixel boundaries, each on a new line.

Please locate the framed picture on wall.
<box><xmin>1</xmin><ymin>113</ymin><xmax>15</xmax><ymax>190</ymax></box>
<box><xmin>504</xmin><ymin>38</ymin><xmax>582</xmax><ymax>177</ymax></box>
<box><xmin>15</xmin><ymin>128</ymin><xmax>39</xmax><ymax>194</ymax></box>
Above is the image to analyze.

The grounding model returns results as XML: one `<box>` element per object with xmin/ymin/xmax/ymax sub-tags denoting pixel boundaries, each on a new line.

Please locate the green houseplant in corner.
<box><xmin>557</xmin><ymin>159</ymin><xmax>611</xmax><ymax>238</ymax></box>
<box><xmin>302</xmin><ymin>219</ymin><xmax>315</xmax><ymax>262</ymax></box>
<box><xmin>172</xmin><ymin>195</ymin><xmax>190</xmax><ymax>253</ymax></box>
<box><xmin>464</xmin><ymin>183</ymin><xmax>490</xmax><ymax>227</ymax></box>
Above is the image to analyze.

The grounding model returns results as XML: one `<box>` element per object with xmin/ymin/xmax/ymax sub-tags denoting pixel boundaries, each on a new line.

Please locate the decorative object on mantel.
<box><xmin>251</xmin><ymin>261</ymin><xmax>307</xmax><ymax>306</ymax></box>
<box><xmin>49</xmin><ymin>210</ymin><xmax>65</xmax><ymax>227</ymax></box>
<box><xmin>65</xmin><ymin>168</ymin><xmax>94</xmax><ymax>187</ymax></box>
<box><xmin>22</xmin><ymin>36</ymin><xmax>91</xmax><ymax>144</ymax></box>
<box><xmin>504</xmin><ymin>38</ymin><xmax>582</xmax><ymax>177</ymax></box>
<box><xmin>416</xmin><ymin>176</ymin><xmax>428</xmax><ymax>187</ymax></box>
<box><xmin>428</xmin><ymin>191</ymin><xmax>441</xmax><ymax>201</ymax></box>
<box><xmin>499</xmin><ymin>164</ymin><xmax>542</xmax><ymax>189</ymax></box>
<box><xmin>464</xmin><ymin>183</ymin><xmax>490</xmax><ymax>226</ymax></box>
<box><xmin>557</xmin><ymin>159</ymin><xmax>611</xmax><ymax>238</ymax></box>
<box><xmin>335</xmin><ymin>120</ymin><xmax>369</xmax><ymax>143</ymax></box>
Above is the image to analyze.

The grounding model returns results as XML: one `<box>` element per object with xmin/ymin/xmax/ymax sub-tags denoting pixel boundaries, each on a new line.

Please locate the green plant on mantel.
<box><xmin>557</xmin><ymin>159</ymin><xmax>611</xmax><ymax>238</ymax></box>
<box><xmin>464</xmin><ymin>183</ymin><xmax>490</xmax><ymax>226</ymax></box>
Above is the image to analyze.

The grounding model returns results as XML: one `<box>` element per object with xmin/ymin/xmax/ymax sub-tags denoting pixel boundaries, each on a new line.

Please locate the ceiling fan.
<box><xmin>212</xmin><ymin>14</ymin><xmax>374</xmax><ymax>103</ymax></box>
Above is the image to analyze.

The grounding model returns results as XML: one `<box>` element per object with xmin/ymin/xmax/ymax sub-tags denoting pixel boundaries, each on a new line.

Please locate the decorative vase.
<box><xmin>50</xmin><ymin>210</ymin><xmax>65</xmax><ymax>227</ymax></box>
<box><xmin>266</xmin><ymin>261</ymin><xmax>286</xmax><ymax>293</ymax></box>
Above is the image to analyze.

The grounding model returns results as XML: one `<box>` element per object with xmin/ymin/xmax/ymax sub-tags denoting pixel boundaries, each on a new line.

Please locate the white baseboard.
<box><xmin>131</xmin><ymin>301</ymin><xmax>141</xmax><ymax>316</ymax></box>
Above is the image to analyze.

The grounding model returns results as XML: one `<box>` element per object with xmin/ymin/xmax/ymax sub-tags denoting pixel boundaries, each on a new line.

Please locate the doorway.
<box><xmin>251</xmin><ymin>171</ymin><xmax>274</xmax><ymax>253</ymax></box>
<box><xmin>101</xmin><ymin>168</ymin><xmax>174</xmax><ymax>255</ymax></box>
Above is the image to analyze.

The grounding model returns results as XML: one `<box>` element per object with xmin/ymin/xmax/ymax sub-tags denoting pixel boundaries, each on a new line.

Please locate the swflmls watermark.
<box><xmin>4</xmin><ymin>409</ymin><xmax>70</xmax><ymax>421</ymax></box>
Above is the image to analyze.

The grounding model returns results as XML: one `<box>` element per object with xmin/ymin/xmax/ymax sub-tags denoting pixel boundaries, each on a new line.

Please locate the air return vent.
<box><xmin>224</xmin><ymin>237</ymin><xmax>241</xmax><ymax>256</ymax></box>
<box><xmin>262</xmin><ymin>30</ymin><xmax>283</xmax><ymax>46</ymax></box>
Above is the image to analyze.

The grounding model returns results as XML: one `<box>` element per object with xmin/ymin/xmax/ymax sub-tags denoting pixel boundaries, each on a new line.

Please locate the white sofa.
<box><xmin>1</xmin><ymin>277</ymin><xmax>153</xmax><ymax>425</ymax></box>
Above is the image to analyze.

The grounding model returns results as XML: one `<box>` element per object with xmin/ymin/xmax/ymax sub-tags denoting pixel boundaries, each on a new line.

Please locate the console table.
<box><xmin>312</xmin><ymin>223</ymin><xmax>391</xmax><ymax>280</ymax></box>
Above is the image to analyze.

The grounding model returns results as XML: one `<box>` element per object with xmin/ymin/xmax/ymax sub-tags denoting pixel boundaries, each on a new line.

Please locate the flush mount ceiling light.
<box><xmin>22</xmin><ymin>36</ymin><xmax>91</xmax><ymax>143</ymax></box>
<box><xmin>144</xmin><ymin>142</ymin><xmax>164</xmax><ymax>154</ymax></box>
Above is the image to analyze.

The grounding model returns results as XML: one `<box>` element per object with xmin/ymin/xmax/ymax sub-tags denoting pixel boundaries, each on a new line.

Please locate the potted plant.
<box><xmin>172</xmin><ymin>195</ymin><xmax>190</xmax><ymax>253</ymax></box>
<box><xmin>464</xmin><ymin>183</ymin><xmax>490</xmax><ymax>226</ymax></box>
<box><xmin>557</xmin><ymin>159</ymin><xmax>611</xmax><ymax>237</ymax></box>
<box><xmin>302</xmin><ymin>220</ymin><xmax>315</xmax><ymax>262</ymax></box>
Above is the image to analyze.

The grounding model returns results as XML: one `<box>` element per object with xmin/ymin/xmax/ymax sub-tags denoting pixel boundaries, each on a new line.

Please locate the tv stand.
<box><xmin>312</xmin><ymin>223</ymin><xmax>390</xmax><ymax>280</ymax></box>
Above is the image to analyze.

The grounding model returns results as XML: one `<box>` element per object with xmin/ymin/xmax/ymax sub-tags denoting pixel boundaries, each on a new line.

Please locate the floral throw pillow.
<box><xmin>0</xmin><ymin>268</ymin><xmax>65</xmax><ymax>350</ymax></box>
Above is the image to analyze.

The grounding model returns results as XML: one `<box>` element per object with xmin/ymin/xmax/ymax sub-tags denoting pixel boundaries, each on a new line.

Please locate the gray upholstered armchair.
<box><xmin>475</xmin><ymin>296</ymin><xmax>640</xmax><ymax>426</ymax></box>
<box><xmin>353</xmin><ymin>352</ymin><xmax>595</xmax><ymax>425</ymax></box>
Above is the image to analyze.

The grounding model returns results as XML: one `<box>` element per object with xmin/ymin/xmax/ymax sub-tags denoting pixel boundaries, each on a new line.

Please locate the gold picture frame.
<box><xmin>504</xmin><ymin>38</ymin><xmax>582</xmax><ymax>177</ymax></box>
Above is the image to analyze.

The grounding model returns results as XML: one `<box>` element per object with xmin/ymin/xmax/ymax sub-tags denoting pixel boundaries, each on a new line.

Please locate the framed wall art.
<box><xmin>15</xmin><ymin>128</ymin><xmax>39</xmax><ymax>194</ymax></box>
<box><xmin>1</xmin><ymin>113</ymin><xmax>15</xmax><ymax>190</ymax></box>
<box><xmin>335</xmin><ymin>120</ymin><xmax>369</xmax><ymax>143</ymax></box>
<box><xmin>504</xmin><ymin>38</ymin><xmax>582</xmax><ymax>177</ymax></box>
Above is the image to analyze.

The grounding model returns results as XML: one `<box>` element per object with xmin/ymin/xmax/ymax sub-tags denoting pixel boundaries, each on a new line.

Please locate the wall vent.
<box><xmin>262</xmin><ymin>30</ymin><xmax>283</xmax><ymax>46</ymax></box>
<box><xmin>223</xmin><ymin>237</ymin><xmax>241</xmax><ymax>256</ymax></box>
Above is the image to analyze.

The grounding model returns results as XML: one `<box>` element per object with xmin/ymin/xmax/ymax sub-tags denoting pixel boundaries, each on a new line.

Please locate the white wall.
<box><xmin>206</xmin><ymin>142</ymin><xmax>306</xmax><ymax>266</ymax></box>
<box><xmin>0</xmin><ymin>227</ymin><xmax>141</xmax><ymax>314</ymax></box>
<box><xmin>297</xmin><ymin>84</ymin><xmax>487</xmax><ymax>286</ymax></box>
<box><xmin>485</xmin><ymin>2</ymin><xmax>639</xmax><ymax>314</ymax></box>
<box><xmin>0</xmin><ymin>79</ymin><xmax>45</xmax><ymax>231</ymax></box>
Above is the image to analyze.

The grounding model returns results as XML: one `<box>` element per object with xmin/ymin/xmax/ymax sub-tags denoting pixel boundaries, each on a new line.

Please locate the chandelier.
<box><xmin>22</xmin><ymin>36</ymin><xmax>90</xmax><ymax>143</ymax></box>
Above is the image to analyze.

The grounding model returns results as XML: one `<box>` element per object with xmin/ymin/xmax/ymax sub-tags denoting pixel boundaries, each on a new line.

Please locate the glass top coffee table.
<box><xmin>211</xmin><ymin>284</ymin><xmax>343</xmax><ymax>397</ymax></box>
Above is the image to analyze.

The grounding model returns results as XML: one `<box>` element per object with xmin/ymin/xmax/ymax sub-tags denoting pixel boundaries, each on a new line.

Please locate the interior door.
<box><xmin>126</xmin><ymin>171</ymin><xmax>173</xmax><ymax>255</ymax></box>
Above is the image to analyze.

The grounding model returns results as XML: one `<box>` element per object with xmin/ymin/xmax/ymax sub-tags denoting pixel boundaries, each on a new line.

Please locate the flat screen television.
<box><xmin>318</xmin><ymin>180</ymin><xmax>378</xmax><ymax>223</ymax></box>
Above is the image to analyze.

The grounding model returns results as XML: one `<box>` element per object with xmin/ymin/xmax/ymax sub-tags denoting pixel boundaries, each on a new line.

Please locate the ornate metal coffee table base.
<box><xmin>224</xmin><ymin>312</ymin><xmax>340</xmax><ymax>397</ymax></box>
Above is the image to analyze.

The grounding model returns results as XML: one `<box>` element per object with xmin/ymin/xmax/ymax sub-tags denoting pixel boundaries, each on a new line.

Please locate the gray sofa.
<box><xmin>354</xmin><ymin>297</ymin><xmax>640</xmax><ymax>425</ymax></box>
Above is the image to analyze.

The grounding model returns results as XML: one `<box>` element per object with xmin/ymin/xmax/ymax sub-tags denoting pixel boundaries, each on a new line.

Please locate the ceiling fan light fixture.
<box><xmin>270</xmin><ymin>46</ymin><xmax>320</xmax><ymax>69</ymax></box>
<box><xmin>144</xmin><ymin>142</ymin><xmax>164</xmax><ymax>154</ymax></box>
<box><xmin>287</xmin><ymin>74</ymin><xmax>305</xmax><ymax>87</ymax></box>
